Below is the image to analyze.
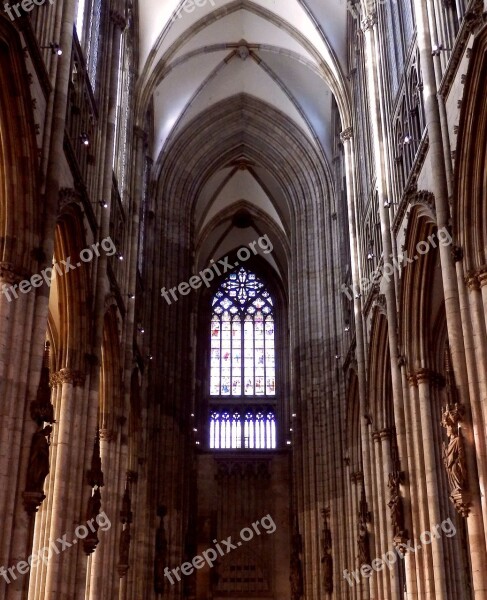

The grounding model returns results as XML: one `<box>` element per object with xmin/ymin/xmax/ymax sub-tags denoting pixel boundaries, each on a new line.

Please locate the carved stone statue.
<box><xmin>25</xmin><ymin>425</ymin><xmax>52</xmax><ymax>494</ymax></box>
<box><xmin>120</xmin><ymin>485</ymin><xmax>133</xmax><ymax>524</ymax></box>
<box><xmin>442</xmin><ymin>403</ymin><xmax>467</xmax><ymax>492</ymax></box>
<box><xmin>321</xmin><ymin>509</ymin><xmax>333</xmax><ymax>594</ymax></box>
<box><xmin>357</xmin><ymin>490</ymin><xmax>371</xmax><ymax>565</ymax></box>
<box><xmin>154</xmin><ymin>506</ymin><xmax>168</xmax><ymax>594</ymax></box>
<box><xmin>87</xmin><ymin>488</ymin><xmax>102</xmax><ymax>523</ymax></box>
<box><xmin>388</xmin><ymin>470</ymin><xmax>407</xmax><ymax>543</ymax></box>
<box><xmin>290</xmin><ymin>533</ymin><xmax>304</xmax><ymax>600</ymax></box>
<box><xmin>84</xmin><ymin>488</ymin><xmax>102</xmax><ymax>555</ymax></box>
<box><xmin>119</xmin><ymin>525</ymin><xmax>131</xmax><ymax>572</ymax></box>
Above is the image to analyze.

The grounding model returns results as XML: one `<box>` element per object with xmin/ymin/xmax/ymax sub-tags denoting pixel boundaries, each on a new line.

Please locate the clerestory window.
<box><xmin>209</xmin><ymin>268</ymin><xmax>277</xmax><ymax>449</ymax></box>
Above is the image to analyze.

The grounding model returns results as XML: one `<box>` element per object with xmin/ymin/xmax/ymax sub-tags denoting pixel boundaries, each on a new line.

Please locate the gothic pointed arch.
<box><xmin>453</xmin><ymin>25</ymin><xmax>487</xmax><ymax>272</ymax></box>
<box><xmin>53</xmin><ymin>204</ymin><xmax>92</xmax><ymax>371</ymax></box>
<box><xmin>0</xmin><ymin>17</ymin><xmax>40</xmax><ymax>270</ymax></box>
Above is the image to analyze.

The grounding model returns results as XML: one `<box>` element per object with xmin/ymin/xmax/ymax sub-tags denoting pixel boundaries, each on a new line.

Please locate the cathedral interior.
<box><xmin>0</xmin><ymin>0</ymin><xmax>487</xmax><ymax>598</ymax></box>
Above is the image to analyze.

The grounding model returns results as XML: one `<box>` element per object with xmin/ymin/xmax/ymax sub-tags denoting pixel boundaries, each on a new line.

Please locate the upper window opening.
<box><xmin>210</xmin><ymin>268</ymin><xmax>275</xmax><ymax>398</ymax></box>
<box><xmin>208</xmin><ymin>267</ymin><xmax>277</xmax><ymax>450</ymax></box>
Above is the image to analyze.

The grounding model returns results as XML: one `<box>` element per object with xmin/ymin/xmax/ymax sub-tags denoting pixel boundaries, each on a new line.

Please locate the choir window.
<box><xmin>209</xmin><ymin>268</ymin><xmax>277</xmax><ymax>449</ymax></box>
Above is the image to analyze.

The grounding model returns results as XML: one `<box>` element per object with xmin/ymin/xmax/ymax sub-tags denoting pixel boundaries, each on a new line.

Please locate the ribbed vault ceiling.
<box><xmin>136</xmin><ymin>0</ymin><xmax>350</xmax><ymax>269</ymax></box>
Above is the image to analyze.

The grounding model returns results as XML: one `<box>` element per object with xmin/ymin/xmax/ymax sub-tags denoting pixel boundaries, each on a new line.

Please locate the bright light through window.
<box><xmin>76</xmin><ymin>0</ymin><xmax>86</xmax><ymax>40</ymax></box>
<box><xmin>208</xmin><ymin>268</ymin><xmax>277</xmax><ymax>450</ymax></box>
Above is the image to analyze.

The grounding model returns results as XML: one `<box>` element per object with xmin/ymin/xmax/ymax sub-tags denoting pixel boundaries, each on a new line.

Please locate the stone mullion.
<box><xmin>15</xmin><ymin>0</ymin><xmax>79</xmax><ymax>592</ymax></box>
<box><xmin>342</xmin><ymin>470</ymin><xmax>351</xmax><ymax>598</ymax></box>
<box><xmin>130</xmin><ymin>445</ymin><xmax>148</xmax><ymax>600</ymax></box>
<box><xmin>155</xmin><ymin>200</ymin><xmax>192</xmax><ymax>587</ymax></box>
<box><xmin>361</xmin><ymin>13</ymin><xmax>410</xmax><ymax>553</ymax></box>
<box><xmin>413</xmin><ymin>0</ymin><xmax>487</xmax><ymax>593</ymax></box>
<box><xmin>416</xmin><ymin>369</ymin><xmax>450</xmax><ymax>598</ymax></box>
<box><xmin>43</xmin><ymin>377</ymin><xmax>86</xmax><ymax>598</ymax></box>
<box><xmin>29</xmin><ymin>0</ymin><xmax>78</xmax><ymax>440</ymax></box>
<box><xmin>372</xmin><ymin>431</ymin><xmax>388</xmax><ymax>599</ymax></box>
<box><xmin>91</xmin><ymin>433</ymin><xmax>113</xmax><ymax>598</ymax></box>
<box><xmin>67</xmin><ymin>377</ymin><xmax>101</xmax><ymax>600</ymax></box>
<box><xmin>398</xmin><ymin>367</ymin><xmax>419</xmax><ymax>599</ymax></box>
<box><xmin>365</xmin><ymin>431</ymin><xmax>378</xmax><ymax>600</ymax></box>
<box><xmin>298</xmin><ymin>206</ymin><xmax>321</xmax><ymax>600</ymax></box>
<box><xmin>84</xmin><ymin>6</ymin><xmax>126</xmax><ymax>596</ymax></box>
<box><xmin>67</xmin><ymin>390</ymin><xmax>92</xmax><ymax>599</ymax></box>
<box><xmin>407</xmin><ymin>374</ymin><xmax>431</xmax><ymax>598</ymax></box>
<box><xmin>341</xmin><ymin>132</ymin><xmax>375</xmax><ymax>597</ymax></box>
<box><xmin>292</xmin><ymin>212</ymin><xmax>311</xmax><ymax>599</ymax></box>
<box><xmin>360</xmin><ymin>15</ymin><xmax>414</xmax><ymax>596</ymax></box>
<box><xmin>432</xmin><ymin>374</ymin><xmax>461</xmax><ymax>599</ymax></box>
<box><xmin>342</xmin><ymin>466</ymin><xmax>353</xmax><ymax>597</ymax></box>
<box><xmin>379</xmin><ymin>429</ymin><xmax>398</xmax><ymax>598</ymax></box>
<box><xmin>121</xmin><ymin>127</ymin><xmax>146</xmax><ymax>593</ymax></box>
<box><xmin>108</xmin><ymin>432</ymin><xmax>124</xmax><ymax>599</ymax></box>
<box><xmin>87</xmin><ymin>431</ymin><xmax>114</xmax><ymax>598</ymax></box>
<box><xmin>1</xmin><ymin>291</ymin><xmax>38</xmax><ymax>600</ymax></box>
<box><xmin>0</xmin><ymin>290</ymin><xmax>31</xmax><ymax>566</ymax></box>
<box><xmin>312</xmin><ymin>198</ymin><xmax>335</xmax><ymax>600</ymax></box>
<box><xmin>124</xmin><ymin>470</ymin><xmax>138</xmax><ymax>600</ymax></box>
<box><xmin>28</xmin><ymin>382</ymin><xmax>63</xmax><ymax>600</ymax></box>
<box><xmin>324</xmin><ymin>202</ymin><xmax>347</xmax><ymax>600</ymax></box>
<box><xmin>478</xmin><ymin>272</ymin><xmax>487</xmax><ymax>457</ymax></box>
<box><xmin>132</xmin><ymin>126</ymin><xmax>154</xmax><ymax>600</ymax></box>
<box><xmin>70</xmin><ymin>382</ymin><xmax>97</xmax><ymax>599</ymax></box>
<box><xmin>307</xmin><ymin>203</ymin><xmax>329</xmax><ymax>600</ymax></box>
<box><xmin>349</xmin><ymin>475</ymin><xmax>361</xmax><ymax>600</ymax></box>
<box><xmin>464</xmin><ymin>272</ymin><xmax>487</xmax><ymax>540</ymax></box>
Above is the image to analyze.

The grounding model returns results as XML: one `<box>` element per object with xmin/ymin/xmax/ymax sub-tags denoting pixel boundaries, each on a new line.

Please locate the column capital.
<box><xmin>134</xmin><ymin>125</ymin><xmax>149</xmax><ymax>142</ymax></box>
<box><xmin>110</xmin><ymin>9</ymin><xmax>127</xmax><ymax>30</ymax></box>
<box><xmin>416</xmin><ymin>368</ymin><xmax>432</xmax><ymax>383</ymax></box>
<box><xmin>0</xmin><ymin>262</ymin><xmax>24</xmax><ymax>285</ymax></box>
<box><xmin>361</xmin><ymin>12</ymin><xmax>377</xmax><ymax>32</ymax></box>
<box><xmin>465</xmin><ymin>271</ymin><xmax>480</xmax><ymax>291</ymax></box>
<box><xmin>407</xmin><ymin>372</ymin><xmax>417</xmax><ymax>387</ymax></box>
<box><xmin>50</xmin><ymin>368</ymin><xmax>86</xmax><ymax>387</ymax></box>
<box><xmin>351</xmin><ymin>471</ymin><xmax>363</xmax><ymax>484</ymax></box>
<box><xmin>127</xmin><ymin>470</ymin><xmax>138</xmax><ymax>483</ymax></box>
<box><xmin>59</xmin><ymin>187</ymin><xmax>82</xmax><ymax>213</ymax></box>
<box><xmin>99</xmin><ymin>428</ymin><xmax>115</xmax><ymax>442</ymax></box>
<box><xmin>474</xmin><ymin>266</ymin><xmax>487</xmax><ymax>288</ymax></box>
<box><xmin>372</xmin><ymin>430</ymin><xmax>381</xmax><ymax>442</ymax></box>
<box><xmin>340</xmin><ymin>127</ymin><xmax>353</xmax><ymax>142</ymax></box>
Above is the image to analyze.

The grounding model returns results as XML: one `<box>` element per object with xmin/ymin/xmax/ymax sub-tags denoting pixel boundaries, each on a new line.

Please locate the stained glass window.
<box><xmin>210</xmin><ymin>408</ymin><xmax>276</xmax><ymax>450</ymax></box>
<box><xmin>209</xmin><ymin>268</ymin><xmax>276</xmax><ymax>449</ymax></box>
<box><xmin>210</xmin><ymin>268</ymin><xmax>275</xmax><ymax>397</ymax></box>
